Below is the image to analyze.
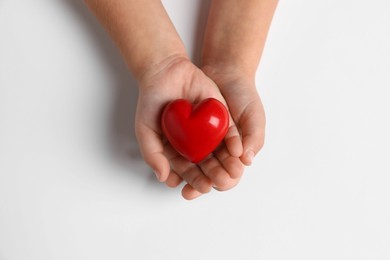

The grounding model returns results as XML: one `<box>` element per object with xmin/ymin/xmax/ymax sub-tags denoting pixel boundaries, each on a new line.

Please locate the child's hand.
<box><xmin>135</xmin><ymin>56</ymin><xmax>244</xmax><ymax>200</ymax></box>
<box><xmin>85</xmin><ymin>0</ymin><xmax>277</xmax><ymax>199</ymax></box>
<box><xmin>200</xmin><ymin>0</ymin><xmax>277</xmax><ymax>165</ymax></box>
<box><xmin>202</xmin><ymin>66</ymin><xmax>266</xmax><ymax>166</ymax></box>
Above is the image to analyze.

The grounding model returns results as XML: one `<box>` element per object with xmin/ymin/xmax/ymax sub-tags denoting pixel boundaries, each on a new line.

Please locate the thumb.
<box><xmin>239</xmin><ymin>102</ymin><xmax>266</xmax><ymax>165</ymax></box>
<box><xmin>135</xmin><ymin>123</ymin><xmax>170</xmax><ymax>182</ymax></box>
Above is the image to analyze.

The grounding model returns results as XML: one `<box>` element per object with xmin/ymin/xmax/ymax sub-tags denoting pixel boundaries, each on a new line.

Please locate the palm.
<box><xmin>135</xmin><ymin>58</ymin><xmax>243</xmax><ymax>199</ymax></box>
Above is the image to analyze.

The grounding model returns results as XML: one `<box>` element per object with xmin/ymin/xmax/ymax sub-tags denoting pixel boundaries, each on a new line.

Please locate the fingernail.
<box><xmin>246</xmin><ymin>150</ymin><xmax>255</xmax><ymax>165</ymax></box>
<box><xmin>154</xmin><ymin>170</ymin><xmax>161</xmax><ymax>181</ymax></box>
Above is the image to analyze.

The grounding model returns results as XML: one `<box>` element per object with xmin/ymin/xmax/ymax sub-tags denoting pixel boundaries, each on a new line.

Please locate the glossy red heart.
<box><xmin>161</xmin><ymin>98</ymin><xmax>229</xmax><ymax>163</ymax></box>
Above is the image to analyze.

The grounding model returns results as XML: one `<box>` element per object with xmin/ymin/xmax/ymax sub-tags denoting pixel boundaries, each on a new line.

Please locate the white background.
<box><xmin>1</xmin><ymin>1</ymin><xmax>390</xmax><ymax>259</ymax></box>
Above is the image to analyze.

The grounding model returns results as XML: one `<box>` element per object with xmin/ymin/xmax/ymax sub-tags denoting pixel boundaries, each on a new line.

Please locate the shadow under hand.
<box><xmin>63</xmin><ymin>1</ymin><xmax>160</xmax><ymax>184</ymax></box>
<box><xmin>191</xmin><ymin>0</ymin><xmax>211</xmax><ymax>66</ymax></box>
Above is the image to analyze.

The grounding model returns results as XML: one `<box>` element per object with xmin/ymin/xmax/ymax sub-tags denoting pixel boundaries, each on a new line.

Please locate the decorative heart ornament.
<box><xmin>161</xmin><ymin>98</ymin><xmax>229</xmax><ymax>163</ymax></box>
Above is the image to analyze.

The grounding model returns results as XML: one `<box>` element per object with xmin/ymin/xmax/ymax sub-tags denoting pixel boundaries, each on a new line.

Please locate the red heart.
<box><xmin>161</xmin><ymin>98</ymin><xmax>229</xmax><ymax>163</ymax></box>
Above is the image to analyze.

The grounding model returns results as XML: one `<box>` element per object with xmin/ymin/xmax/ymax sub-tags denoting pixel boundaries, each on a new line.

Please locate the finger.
<box><xmin>218</xmin><ymin>94</ymin><xmax>243</xmax><ymax>158</ymax></box>
<box><xmin>198</xmin><ymin>154</ymin><xmax>240</xmax><ymax>191</ymax></box>
<box><xmin>182</xmin><ymin>184</ymin><xmax>204</xmax><ymax>200</ymax></box>
<box><xmin>165</xmin><ymin>170</ymin><xmax>183</xmax><ymax>188</ymax></box>
<box><xmin>168</xmin><ymin>151</ymin><xmax>194</xmax><ymax>174</ymax></box>
<box><xmin>214</xmin><ymin>145</ymin><xmax>245</xmax><ymax>179</ymax></box>
<box><xmin>163</xmin><ymin>143</ymin><xmax>194</xmax><ymax>188</ymax></box>
<box><xmin>224</xmin><ymin>121</ymin><xmax>243</xmax><ymax>158</ymax></box>
<box><xmin>179</xmin><ymin>166</ymin><xmax>213</xmax><ymax>194</ymax></box>
<box><xmin>239</xmin><ymin>101</ymin><xmax>266</xmax><ymax>166</ymax></box>
<box><xmin>166</xmin><ymin>147</ymin><xmax>213</xmax><ymax>194</ymax></box>
<box><xmin>136</xmin><ymin>124</ymin><xmax>170</xmax><ymax>182</ymax></box>
<box><xmin>162</xmin><ymin>144</ymin><xmax>186</xmax><ymax>188</ymax></box>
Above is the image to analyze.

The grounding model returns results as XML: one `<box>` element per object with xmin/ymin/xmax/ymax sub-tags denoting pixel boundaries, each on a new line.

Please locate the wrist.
<box><xmin>132</xmin><ymin>51</ymin><xmax>189</xmax><ymax>83</ymax></box>
<box><xmin>135</xmin><ymin>52</ymin><xmax>190</xmax><ymax>86</ymax></box>
<box><xmin>201</xmin><ymin>49</ymin><xmax>259</xmax><ymax>78</ymax></box>
<box><xmin>201</xmin><ymin>63</ymin><xmax>256</xmax><ymax>87</ymax></box>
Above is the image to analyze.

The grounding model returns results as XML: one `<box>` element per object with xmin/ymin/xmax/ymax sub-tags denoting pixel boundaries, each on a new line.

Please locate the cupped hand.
<box><xmin>135</xmin><ymin>55</ymin><xmax>244</xmax><ymax>199</ymax></box>
<box><xmin>202</xmin><ymin>66</ymin><xmax>266</xmax><ymax>166</ymax></box>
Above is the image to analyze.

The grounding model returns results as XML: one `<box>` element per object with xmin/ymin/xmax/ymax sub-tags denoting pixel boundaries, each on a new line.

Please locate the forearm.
<box><xmin>84</xmin><ymin>0</ymin><xmax>188</xmax><ymax>81</ymax></box>
<box><xmin>202</xmin><ymin>0</ymin><xmax>278</xmax><ymax>78</ymax></box>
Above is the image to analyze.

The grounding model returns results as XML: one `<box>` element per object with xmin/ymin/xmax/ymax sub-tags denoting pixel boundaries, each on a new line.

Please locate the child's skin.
<box><xmin>84</xmin><ymin>0</ymin><xmax>278</xmax><ymax>200</ymax></box>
